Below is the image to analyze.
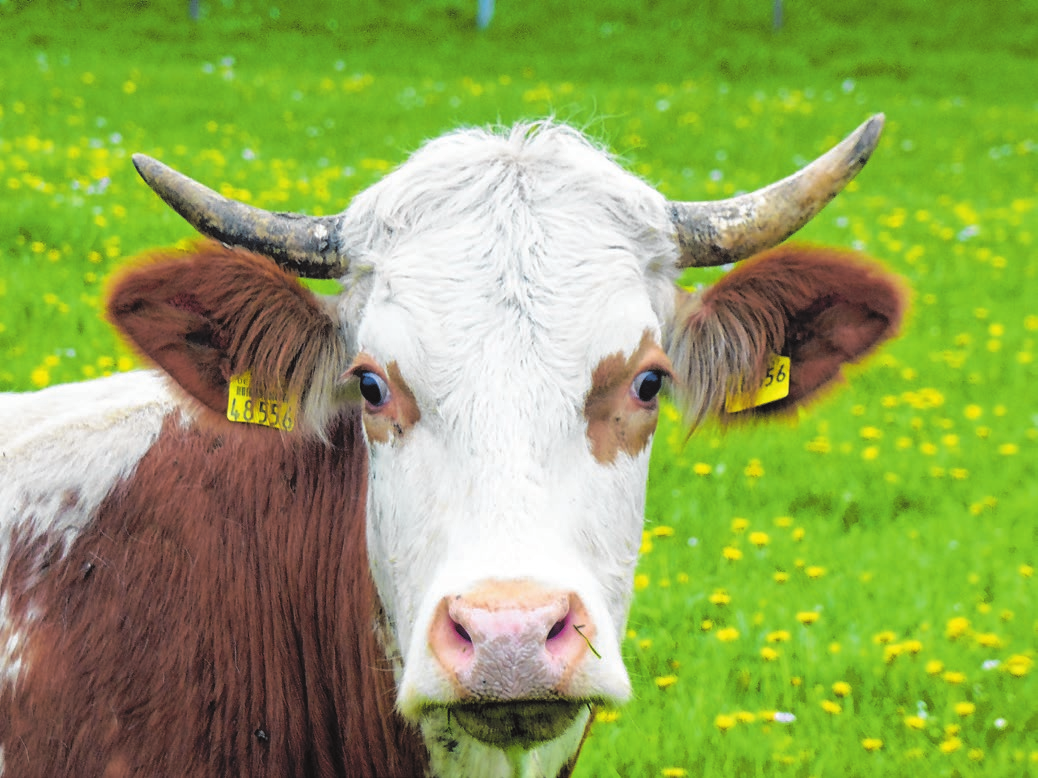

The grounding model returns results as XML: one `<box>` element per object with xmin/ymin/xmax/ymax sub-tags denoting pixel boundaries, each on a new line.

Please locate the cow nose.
<box><xmin>428</xmin><ymin>582</ymin><xmax>595</xmax><ymax>700</ymax></box>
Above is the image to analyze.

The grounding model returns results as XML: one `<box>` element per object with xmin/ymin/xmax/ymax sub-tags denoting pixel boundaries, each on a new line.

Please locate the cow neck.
<box><xmin>0</xmin><ymin>406</ymin><xmax>429</xmax><ymax>777</ymax></box>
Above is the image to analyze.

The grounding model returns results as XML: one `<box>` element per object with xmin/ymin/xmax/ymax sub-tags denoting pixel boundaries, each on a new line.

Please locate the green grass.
<box><xmin>1</xmin><ymin>1</ymin><xmax>1035</xmax><ymax>775</ymax></box>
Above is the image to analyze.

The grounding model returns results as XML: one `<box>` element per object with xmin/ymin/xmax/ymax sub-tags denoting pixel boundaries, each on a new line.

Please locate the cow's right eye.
<box><xmin>358</xmin><ymin>371</ymin><xmax>390</xmax><ymax>408</ymax></box>
<box><xmin>631</xmin><ymin>369</ymin><xmax>664</xmax><ymax>404</ymax></box>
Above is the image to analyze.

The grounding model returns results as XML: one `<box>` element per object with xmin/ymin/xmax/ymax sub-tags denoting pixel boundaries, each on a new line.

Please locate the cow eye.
<box><xmin>358</xmin><ymin>371</ymin><xmax>390</xmax><ymax>408</ymax></box>
<box><xmin>631</xmin><ymin>369</ymin><xmax>664</xmax><ymax>404</ymax></box>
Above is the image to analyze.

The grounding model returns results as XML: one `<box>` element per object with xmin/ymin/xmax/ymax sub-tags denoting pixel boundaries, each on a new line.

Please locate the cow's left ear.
<box><xmin>664</xmin><ymin>245</ymin><xmax>907</xmax><ymax>427</ymax></box>
<box><xmin>107</xmin><ymin>241</ymin><xmax>348</xmax><ymax>432</ymax></box>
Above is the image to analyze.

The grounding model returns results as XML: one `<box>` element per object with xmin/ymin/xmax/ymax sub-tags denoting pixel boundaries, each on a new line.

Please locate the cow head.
<box><xmin>114</xmin><ymin>118</ymin><xmax>904</xmax><ymax>774</ymax></box>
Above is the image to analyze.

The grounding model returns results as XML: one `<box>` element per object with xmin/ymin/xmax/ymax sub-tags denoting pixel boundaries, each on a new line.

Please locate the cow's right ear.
<box><xmin>106</xmin><ymin>242</ymin><xmax>348</xmax><ymax>431</ymax></box>
<box><xmin>664</xmin><ymin>245</ymin><xmax>907</xmax><ymax>428</ymax></box>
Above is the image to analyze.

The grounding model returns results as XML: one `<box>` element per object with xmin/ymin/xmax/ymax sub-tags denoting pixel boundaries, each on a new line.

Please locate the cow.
<box><xmin>0</xmin><ymin>116</ymin><xmax>905</xmax><ymax>777</ymax></box>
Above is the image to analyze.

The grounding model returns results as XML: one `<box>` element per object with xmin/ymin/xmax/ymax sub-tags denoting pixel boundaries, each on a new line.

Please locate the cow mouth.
<box><xmin>448</xmin><ymin>700</ymin><xmax>585</xmax><ymax>749</ymax></box>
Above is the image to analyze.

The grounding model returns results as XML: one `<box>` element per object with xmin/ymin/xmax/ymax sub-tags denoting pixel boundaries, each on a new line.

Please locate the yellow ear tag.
<box><xmin>227</xmin><ymin>371</ymin><xmax>297</xmax><ymax>431</ymax></box>
<box><xmin>725</xmin><ymin>353</ymin><xmax>791</xmax><ymax>413</ymax></box>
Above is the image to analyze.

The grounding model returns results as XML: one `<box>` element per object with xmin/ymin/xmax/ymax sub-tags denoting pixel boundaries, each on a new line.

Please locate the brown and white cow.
<box><xmin>0</xmin><ymin>117</ymin><xmax>904</xmax><ymax>777</ymax></box>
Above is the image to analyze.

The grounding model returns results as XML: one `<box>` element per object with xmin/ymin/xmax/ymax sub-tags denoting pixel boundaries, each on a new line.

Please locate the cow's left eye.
<box><xmin>358</xmin><ymin>371</ymin><xmax>390</xmax><ymax>408</ymax></box>
<box><xmin>631</xmin><ymin>369</ymin><xmax>664</xmax><ymax>404</ymax></box>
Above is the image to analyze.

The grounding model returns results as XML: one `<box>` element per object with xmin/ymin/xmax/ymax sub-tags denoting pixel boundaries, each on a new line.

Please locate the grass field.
<box><xmin>1</xmin><ymin>1</ymin><xmax>1035</xmax><ymax>775</ymax></box>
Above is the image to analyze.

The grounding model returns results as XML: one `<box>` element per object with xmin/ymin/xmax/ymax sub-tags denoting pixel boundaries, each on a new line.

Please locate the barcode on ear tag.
<box><xmin>226</xmin><ymin>371</ymin><xmax>297</xmax><ymax>431</ymax></box>
<box><xmin>725</xmin><ymin>353</ymin><xmax>791</xmax><ymax>413</ymax></box>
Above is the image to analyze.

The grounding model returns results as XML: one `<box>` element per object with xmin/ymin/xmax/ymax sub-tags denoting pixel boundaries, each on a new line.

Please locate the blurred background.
<box><xmin>1</xmin><ymin>1</ymin><xmax>1035</xmax><ymax>775</ymax></box>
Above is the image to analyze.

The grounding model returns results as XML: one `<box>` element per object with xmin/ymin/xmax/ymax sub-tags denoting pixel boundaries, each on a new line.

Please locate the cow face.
<box><xmin>333</xmin><ymin>127</ymin><xmax>681</xmax><ymax>755</ymax></box>
<box><xmin>120</xmin><ymin>118</ymin><xmax>904</xmax><ymax>772</ymax></box>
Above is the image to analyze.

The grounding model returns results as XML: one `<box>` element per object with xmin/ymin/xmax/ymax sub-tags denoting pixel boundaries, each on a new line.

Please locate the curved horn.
<box><xmin>671</xmin><ymin>114</ymin><xmax>885</xmax><ymax>268</ymax></box>
<box><xmin>132</xmin><ymin>154</ymin><xmax>350</xmax><ymax>279</ymax></box>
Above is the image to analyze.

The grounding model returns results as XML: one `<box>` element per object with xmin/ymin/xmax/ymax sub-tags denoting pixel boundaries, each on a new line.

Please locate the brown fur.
<box><xmin>0</xmin><ymin>410</ymin><xmax>429</xmax><ymax>777</ymax></box>
<box><xmin>106</xmin><ymin>241</ymin><xmax>348</xmax><ymax>432</ymax></box>
<box><xmin>666</xmin><ymin>245</ymin><xmax>906</xmax><ymax>427</ymax></box>
<box><xmin>584</xmin><ymin>331</ymin><xmax>673</xmax><ymax>464</ymax></box>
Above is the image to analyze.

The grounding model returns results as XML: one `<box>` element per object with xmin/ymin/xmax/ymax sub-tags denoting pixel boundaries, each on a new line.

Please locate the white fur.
<box><xmin>335</xmin><ymin>123</ymin><xmax>682</xmax><ymax>772</ymax></box>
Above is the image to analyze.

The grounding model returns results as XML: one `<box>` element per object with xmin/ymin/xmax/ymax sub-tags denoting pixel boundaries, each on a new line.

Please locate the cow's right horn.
<box><xmin>132</xmin><ymin>154</ymin><xmax>351</xmax><ymax>280</ymax></box>
<box><xmin>670</xmin><ymin>114</ymin><xmax>885</xmax><ymax>268</ymax></box>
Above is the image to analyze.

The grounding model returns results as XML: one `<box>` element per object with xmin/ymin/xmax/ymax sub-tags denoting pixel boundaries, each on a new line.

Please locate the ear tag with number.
<box><xmin>725</xmin><ymin>353</ymin><xmax>791</xmax><ymax>413</ymax></box>
<box><xmin>227</xmin><ymin>371</ymin><xmax>297</xmax><ymax>431</ymax></box>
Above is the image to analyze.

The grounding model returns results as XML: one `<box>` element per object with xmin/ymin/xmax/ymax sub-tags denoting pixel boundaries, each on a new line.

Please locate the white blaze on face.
<box><xmin>336</xmin><ymin>123</ymin><xmax>682</xmax><ymax>740</ymax></box>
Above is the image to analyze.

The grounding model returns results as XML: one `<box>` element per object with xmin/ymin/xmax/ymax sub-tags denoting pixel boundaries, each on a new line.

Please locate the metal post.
<box><xmin>477</xmin><ymin>0</ymin><xmax>494</xmax><ymax>29</ymax></box>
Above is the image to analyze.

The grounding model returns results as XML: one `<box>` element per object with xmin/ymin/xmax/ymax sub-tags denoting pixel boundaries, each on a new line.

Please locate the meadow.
<box><xmin>1</xmin><ymin>1</ymin><xmax>1035</xmax><ymax>775</ymax></box>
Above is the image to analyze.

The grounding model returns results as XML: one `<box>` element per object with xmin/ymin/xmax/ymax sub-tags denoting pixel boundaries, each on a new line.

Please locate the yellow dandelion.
<box><xmin>1021</xmin><ymin>564</ymin><xmax>1034</xmax><ymax>578</ymax></box>
<box><xmin>634</xmin><ymin>574</ymin><xmax>650</xmax><ymax>591</ymax></box>
<box><xmin>734</xmin><ymin>711</ymin><xmax>755</xmax><ymax>724</ymax></box>
<box><xmin>796</xmin><ymin>611</ymin><xmax>819</xmax><ymax>626</ymax></box>
<box><xmin>945</xmin><ymin>616</ymin><xmax>970</xmax><ymax>639</ymax></box>
<box><xmin>791</xmin><ymin>527</ymin><xmax>805</xmax><ymax>542</ymax></box>
<box><xmin>861</xmin><ymin>738</ymin><xmax>883</xmax><ymax>752</ymax></box>
<box><xmin>820</xmin><ymin>700</ymin><xmax>842</xmax><ymax>715</ymax></box>
<box><xmin>998</xmin><ymin>443</ymin><xmax>1019</xmax><ymax>455</ymax></box>
<box><xmin>939</xmin><ymin>737</ymin><xmax>962</xmax><ymax>754</ymax></box>
<box><xmin>832</xmin><ymin>681</ymin><xmax>852</xmax><ymax>697</ymax></box>
<box><xmin>595</xmin><ymin>709</ymin><xmax>621</xmax><ymax>723</ymax></box>
<box><xmin>773</xmin><ymin>571</ymin><xmax>789</xmax><ymax>584</ymax></box>
<box><xmin>805</xmin><ymin>565</ymin><xmax>826</xmax><ymax>579</ymax></box>
<box><xmin>954</xmin><ymin>701</ymin><xmax>976</xmax><ymax>717</ymax></box>
<box><xmin>964</xmin><ymin>404</ymin><xmax>983</xmax><ymax>420</ymax></box>
<box><xmin>760</xmin><ymin>646</ymin><xmax>780</xmax><ymax>661</ymax></box>
<box><xmin>692</xmin><ymin>462</ymin><xmax>712</xmax><ymax>476</ymax></box>
<box><xmin>975</xmin><ymin>632</ymin><xmax>1002</xmax><ymax>648</ymax></box>
<box><xmin>903</xmin><ymin>639</ymin><xmax>923</xmax><ymax>654</ymax></box>
<box><xmin>715</xmin><ymin>627</ymin><xmax>740</xmax><ymax>643</ymax></box>
<box><xmin>968</xmin><ymin>749</ymin><xmax>984</xmax><ymax>762</ymax></box>
<box><xmin>749</xmin><ymin>531</ymin><xmax>770</xmax><ymax>547</ymax></box>
<box><xmin>925</xmin><ymin>659</ymin><xmax>944</xmax><ymax>675</ymax></box>
<box><xmin>700</xmin><ymin>619</ymin><xmax>713</xmax><ymax>632</ymax></box>
<box><xmin>651</xmin><ymin>525</ymin><xmax>675</xmax><ymax>538</ymax></box>
<box><xmin>884</xmin><ymin>644</ymin><xmax>903</xmax><ymax>664</ymax></box>
<box><xmin>743</xmin><ymin>459</ymin><xmax>765</xmax><ymax>478</ymax></box>
<box><xmin>661</xmin><ymin>769</ymin><xmax>688</xmax><ymax>778</ymax></box>
<box><xmin>655</xmin><ymin>675</ymin><xmax>678</xmax><ymax>690</ymax></box>
<box><xmin>943</xmin><ymin>670</ymin><xmax>966</xmax><ymax>685</ymax></box>
<box><xmin>1004</xmin><ymin>654</ymin><xmax>1033</xmax><ymax>677</ymax></box>
<box><xmin>722</xmin><ymin>546</ymin><xmax>743</xmax><ymax>562</ymax></box>
<box><xmin>766</xmin><ymin>630</ymin><xmax>791</xmax><ymax>643</ymax></box>
<box><xmin>873</xmin><ymin>630</ymin><xmax>897</xmax><ymax>644</ymax></box>
<box><xmin>709</xmin><ymin>589</ymin><xmax>731</xmax><ymax>606</ymax></box>
<box><xmin>714</xmin><ymin>713</ymin><xmax>737</xmax><ymax>732</ymax></box>
<box><xmin>30</xmin><ymin>367</ymin><xmax>50</xmax><ymax>388</ymax></box>
<box><xmin>860</xmin><ymin>426</ymin><xmax>883</xmax><ymax>440</ymax></box>
<box><xmin>904</xmin><ymin>715</ymin><xmax>926</xmax><ymax>730</ymax></box>
<box><xmin>730</xmin><ymin>517</ymin><xmax>749</xmax><ymax>533</ymax></box>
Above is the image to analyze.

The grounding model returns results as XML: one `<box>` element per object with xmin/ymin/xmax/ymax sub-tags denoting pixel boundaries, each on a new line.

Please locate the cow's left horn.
<box><xmin>670</xmin><ymin>114</ymin><xmax>884</xmax><ymax>268</ymax></box>
<box><xmin>132</xmin><ymin>154</ymin><xmax>350</xmax><ymax>279</ymax></box>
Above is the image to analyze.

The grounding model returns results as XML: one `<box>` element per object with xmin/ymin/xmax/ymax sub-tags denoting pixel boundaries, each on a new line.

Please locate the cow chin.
<box><xmin>448</xmin><ymin>699</ymin><xmax>586</xmax><ymax>750</ymax></box>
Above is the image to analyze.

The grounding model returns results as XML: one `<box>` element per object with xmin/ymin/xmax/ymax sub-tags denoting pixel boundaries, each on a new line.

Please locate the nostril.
<box><xmin>546</xmin><ymin>617</ymin><xmax>567</xmax><ymax>641</ymax></box>
<box><xmin>453</xmin><ymin>620</ymin><xmax>473</xmax><ymax>644</ymax></box>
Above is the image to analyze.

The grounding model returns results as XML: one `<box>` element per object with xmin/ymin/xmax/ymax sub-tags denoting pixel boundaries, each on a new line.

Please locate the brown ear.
<box><xmin>665</xmin><ymin>244</ymin><xmax>907</xmax><ymax>427</ymax></box>
<box><xmin>106</xmin><ymin>242</ymin><xmax>347</xmax><ymax>428</ymax></box>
